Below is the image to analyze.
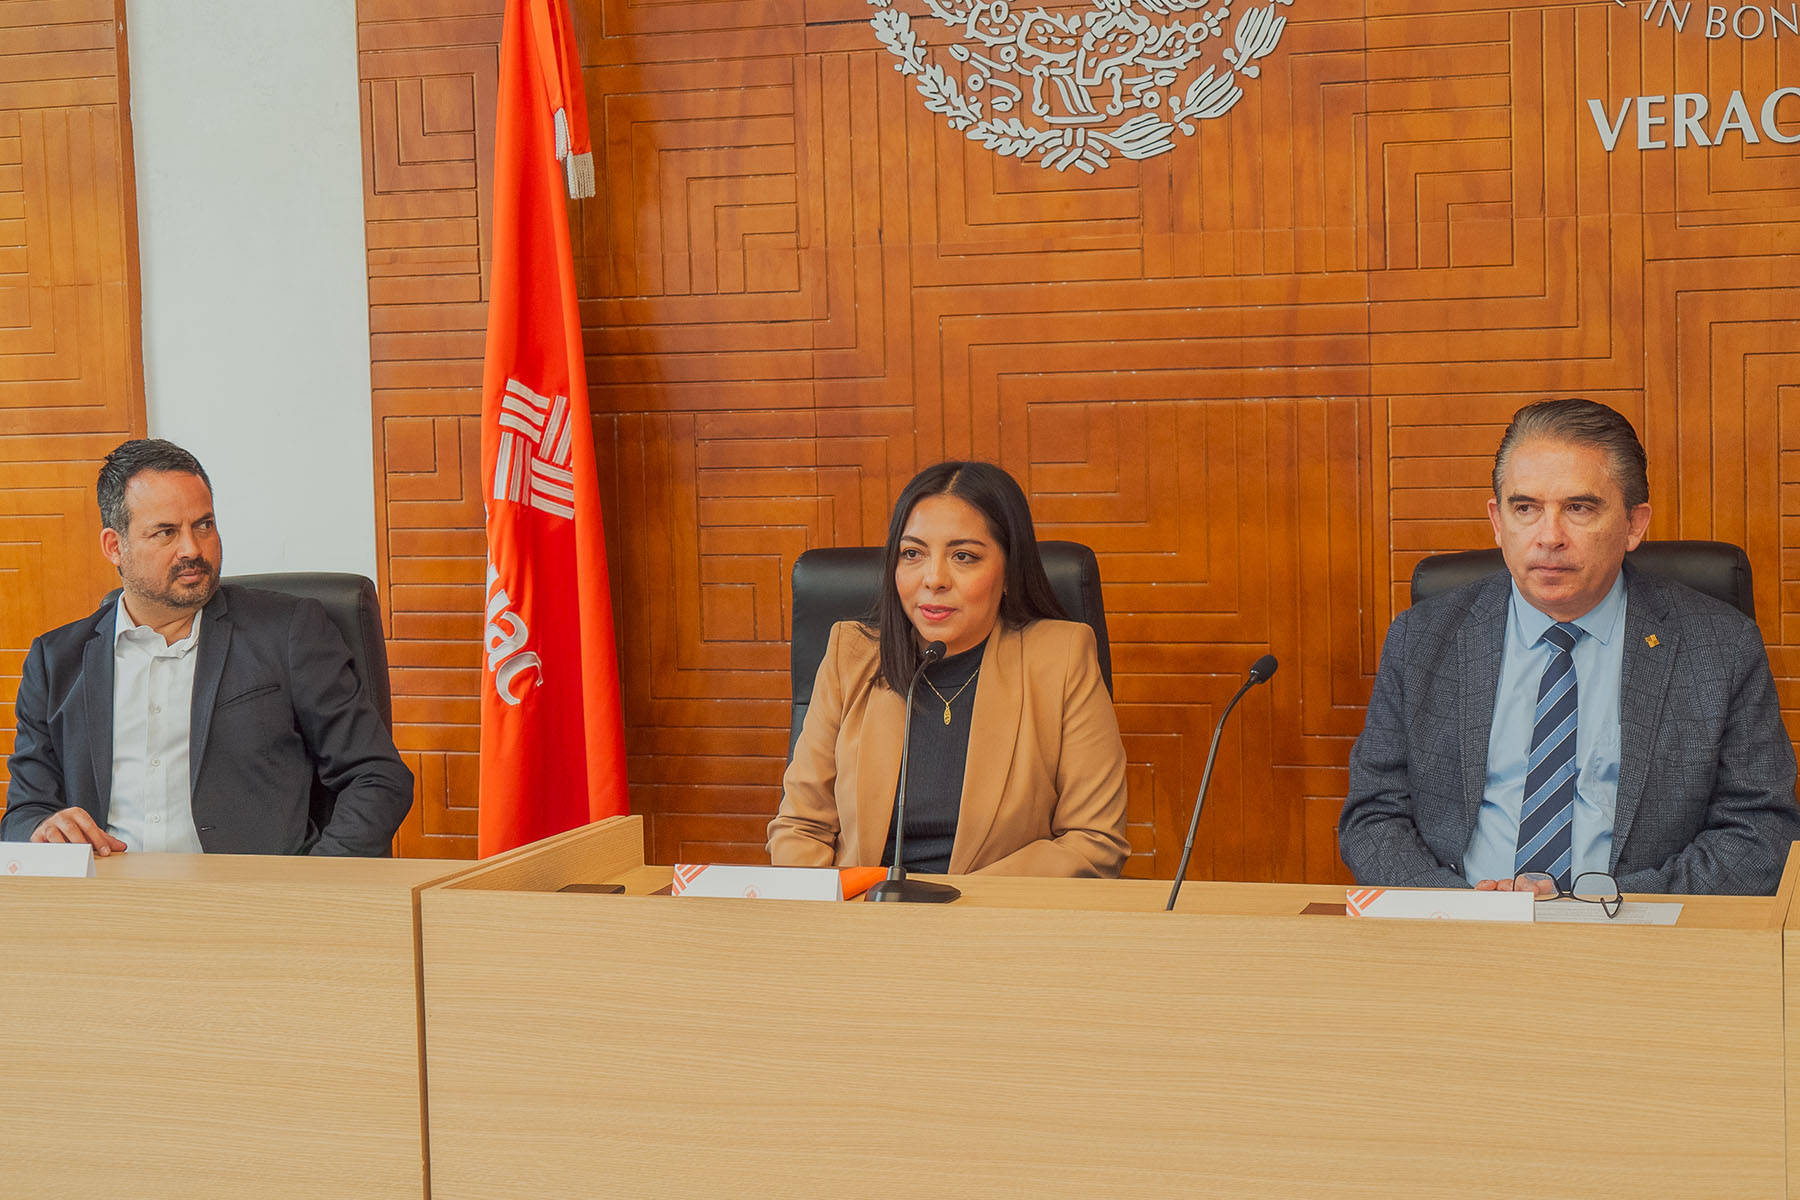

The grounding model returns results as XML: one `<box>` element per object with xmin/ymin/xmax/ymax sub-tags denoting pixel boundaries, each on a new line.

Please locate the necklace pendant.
<box><xmin>943</xmin><ymin>704</ymin><xmax>953</xmax><ymax>725</ymax></box>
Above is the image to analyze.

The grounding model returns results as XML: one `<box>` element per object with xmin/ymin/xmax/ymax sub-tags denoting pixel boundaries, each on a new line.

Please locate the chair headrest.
<box><xmin>1408</xmin><ymin>541</ymin><xmax>1755</xmax><ymax>619</ymax></box>
<box><xmin>223</xmin><ymin>572</ymin><xmax>393</xmax><ymax>727</ymax></box>
<box><xmin>786</xmin><ymin>541</ymin><xmax>1111</xmax><ymax>757</ymax></box>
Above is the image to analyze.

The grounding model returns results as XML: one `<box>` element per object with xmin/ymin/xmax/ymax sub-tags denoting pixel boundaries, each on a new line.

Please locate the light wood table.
<box><xmin>0</xmin><ymin>852</ymin><xmax>451</xmax><ymax>1200</ymax></box>
<box><xmin>421</xmin><ymin>818</ymin><xmax>1798</xmax><ymax>1199</ymax></box>
<box><xmin>1781</xmin><ymin>854</ymin><xmax>1800</xmax><ymax>1199</ymax></box>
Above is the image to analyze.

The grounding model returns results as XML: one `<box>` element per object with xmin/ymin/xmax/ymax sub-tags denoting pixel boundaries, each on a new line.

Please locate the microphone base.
<box><xmin>865</xmin><ymin>878</ymin><xmax>961</xmax><ymax>904</ymax></box>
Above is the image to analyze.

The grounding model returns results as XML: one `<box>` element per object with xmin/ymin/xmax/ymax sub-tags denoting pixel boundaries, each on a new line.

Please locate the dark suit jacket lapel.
<box><xmin>948</xmin><ymin>624</ymin><xmax>1021</xmax><ymax>871</ymax></box>
<box><xmin>1615</xmin><ymin>568</ymin><xmax>1673</xmax><ymax>861</ymax></box>
<box><xmin>188</xmin><ymin>588</ymin><xmax>233</xmax><ymax>794</ymax></box>
<box><xmin>1458</xmin><ymin>575</ymin><xmax>1510</xmax><ymax>829</ymax></box>
<box><xmin>82</xmin><ymin>596</ymin><xmax>119</xmax><ymax>819</ymax></box>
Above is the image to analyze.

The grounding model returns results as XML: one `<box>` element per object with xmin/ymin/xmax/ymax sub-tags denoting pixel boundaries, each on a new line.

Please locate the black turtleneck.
<box><xmin>882</xmin><ymin>639</ymin><xmax>986</xmax><ymax>873</ymax></box>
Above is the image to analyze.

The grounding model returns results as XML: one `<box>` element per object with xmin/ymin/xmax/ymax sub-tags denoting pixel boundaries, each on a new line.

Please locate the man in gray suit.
<box><xmin>1340</xmin><ymin>399</ymin><xmax>1800</xmax><ymax>895</ymax></box>
<box><xmin>3</xmin><ymin>439</ymin><xmax>413</xmax><ymax>856</ymax></box>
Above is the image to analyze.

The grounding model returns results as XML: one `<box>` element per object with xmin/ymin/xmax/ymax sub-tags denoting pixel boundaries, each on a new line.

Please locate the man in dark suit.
<box><xmin>1340</xmin><ymin>399</ymin><xmax>1800</xmax><ymax>895</ymax></box>
<box><xmin>2</xmin><ymin>439</ymin><xmax>413</xmax><ymax>856</ymax></box>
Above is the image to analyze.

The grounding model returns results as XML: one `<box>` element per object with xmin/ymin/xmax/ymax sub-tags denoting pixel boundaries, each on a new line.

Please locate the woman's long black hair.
<box><xmin>862</xmin><ymin>461</ymin><xmax>1067</xmax><ymax>693</ymax></box>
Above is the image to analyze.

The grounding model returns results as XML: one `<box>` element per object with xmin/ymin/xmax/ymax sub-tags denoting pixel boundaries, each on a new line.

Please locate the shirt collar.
<box><xmin>113</xmin><ymin>593</ymin><xmax>204</xmax><ymax>655</ymax></box>
<box><xmin>1509</xmin><ymin>568</ymin><xmax>1626</xmax><ymax>647</ymax></box>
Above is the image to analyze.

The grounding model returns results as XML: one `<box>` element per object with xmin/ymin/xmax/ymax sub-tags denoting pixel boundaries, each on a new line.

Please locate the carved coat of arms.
<box><xmin>869</xmin><ymin>0</ymin><xmax>1294</xmax><ymax>171</ymax></box>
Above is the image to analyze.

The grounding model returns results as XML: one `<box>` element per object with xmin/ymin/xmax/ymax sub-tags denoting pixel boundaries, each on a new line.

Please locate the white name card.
<box><xmin>1346</xmin><ymin>887</ymin><xmax>1533</xmax><ymax>923</ymax></box>
<box><xmin>1</xmin><ymin>844</ymin><xmax>96</xmax><ymax>879</ymax></box>
<box><xmin>671</xmin><ymin>864</ymin><xmax>880</xmax><ymax>901</ymax></box>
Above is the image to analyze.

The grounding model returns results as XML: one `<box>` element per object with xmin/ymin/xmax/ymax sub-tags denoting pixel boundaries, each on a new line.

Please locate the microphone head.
<box><xmin>1249</xmin><ymin>654</ymin><xmax>1279</xmax><ymax>683</ymax></box>
<box><xmin>923</xmin><ymin>640</ymin><xmax>948</xmax><ymax>664</ymax></box>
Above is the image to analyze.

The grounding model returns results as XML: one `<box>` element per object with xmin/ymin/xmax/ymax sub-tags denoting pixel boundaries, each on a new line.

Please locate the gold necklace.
<box><xmin>923</xmin><ymin>668</ymin><xmax>980</xmax><ymax>725</ymax></box>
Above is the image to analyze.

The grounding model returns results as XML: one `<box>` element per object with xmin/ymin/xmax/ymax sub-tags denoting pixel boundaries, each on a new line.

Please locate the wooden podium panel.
<box><xmin>421</xmin><ymin>819</ymin><xmax>1793</xmax><ymax>1199</ymax></box>
<box><xmin>0</xmin><ymin>853</ymin><xmax>449</xmax><ymax>1200</ymax></box>
<box><xmin>1782</xmin><ymin>861</ymin><xmax>1800</xmax><ymax>1200</ymax></box>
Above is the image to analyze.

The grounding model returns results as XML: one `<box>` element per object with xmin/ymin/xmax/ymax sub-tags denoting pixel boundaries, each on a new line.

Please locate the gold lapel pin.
<box><xmin>1645</xmin><ymin>634</ymin><xmax>1660</xmax><ymax>648</ymax></box>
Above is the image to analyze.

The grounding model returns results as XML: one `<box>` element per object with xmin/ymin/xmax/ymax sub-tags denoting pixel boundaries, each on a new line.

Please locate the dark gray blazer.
<box><xmin>1340</xmin><ymin>565</ymin><xmax>1800</xmax><ymax>894</ymax></box>
<box><xmin>2</xmin><ymin>585</ymin><xmax>414</xmax><ymax>856</ymax></box>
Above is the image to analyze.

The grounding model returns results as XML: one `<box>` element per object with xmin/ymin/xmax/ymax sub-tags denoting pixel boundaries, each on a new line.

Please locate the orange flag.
<box><xmin>478</xmin><ymin>0</ymin><xmax>627</xmax><ymax>856</ymax></box>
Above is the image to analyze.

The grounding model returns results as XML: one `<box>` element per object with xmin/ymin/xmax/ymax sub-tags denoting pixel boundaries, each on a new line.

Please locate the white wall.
<box><xmin>126</xmin><ymin>0</ymin><xmax>378</xmax><ymax>580</ymax></box>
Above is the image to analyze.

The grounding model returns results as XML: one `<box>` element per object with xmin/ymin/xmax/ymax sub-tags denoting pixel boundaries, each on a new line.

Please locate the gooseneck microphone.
<box><xmin>867</xmin><ymin>640</ymin><xmax>961</xmax><ymax>904</ymax></box>
<box><xmin>1165</xmin><ymin>654</ymin><xmax>1278</xmax><ymax>912</ymax></box>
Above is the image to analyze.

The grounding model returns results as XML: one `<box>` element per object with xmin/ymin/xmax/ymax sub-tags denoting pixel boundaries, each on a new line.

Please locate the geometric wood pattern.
<box><xmin>358</xmin><ymin>1</ymin><xmax>497</xmax><ymax>857</ymax></box>
<box><xmin>0</xmin><ymin>0</ymin><xmax>146</xmax><ymax>801</ymax></box>
<box><xmin>356</xmin><ymin>0</ymin><xmax>1800</xmax><ymax>879</ymax></box>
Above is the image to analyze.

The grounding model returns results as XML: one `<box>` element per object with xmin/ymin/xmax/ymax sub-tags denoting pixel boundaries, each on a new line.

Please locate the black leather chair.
<box><xmin>788</xmin><ymin>541</ymin><xmax>1110</xmax><ymax>755</ymax></box>
<box><xmin>224</xmin><ymin>572</ymin><xmax>397</xmax><ymax>849</ymax></box>
<box><xmin>1409</xmin><ymin>541</ymin><xmax>1755</xmax><ymax>618</ymax></box>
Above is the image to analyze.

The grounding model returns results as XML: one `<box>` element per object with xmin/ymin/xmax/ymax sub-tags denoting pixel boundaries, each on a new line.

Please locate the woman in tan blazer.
<box><xmin>768</xmin><ymin>462</ymin><xmax>1128</xmax><ymax>877</ymax></box>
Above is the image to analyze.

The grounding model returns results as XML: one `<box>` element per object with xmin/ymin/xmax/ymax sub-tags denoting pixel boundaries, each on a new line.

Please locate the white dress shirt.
<box><xmin>107</xmin><ymin>599</ymin><xmax>206</xmax><ymax>853</ymax></box>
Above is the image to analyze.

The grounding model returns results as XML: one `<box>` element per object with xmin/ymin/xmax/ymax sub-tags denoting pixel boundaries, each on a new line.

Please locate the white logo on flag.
<box><xmin>493</xmin><ymin>377</ymin><xmax>577</xmax><ymax>519</ymax></box>
<box><xmin>485</xmin><ymin>565</ymin><xmax>543</xmax><ymax>706</ymax></box>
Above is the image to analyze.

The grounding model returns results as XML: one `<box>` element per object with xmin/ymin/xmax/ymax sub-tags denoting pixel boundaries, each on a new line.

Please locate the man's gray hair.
<box><xmin>97</xmin><ymin>439</ymin><xmax>213</xmax><ymax>534</ymax></box>
<box><xmin>1492</xmin><ymin>398</ymin><xmax>1649</xmax><ymax>510</ymax></box>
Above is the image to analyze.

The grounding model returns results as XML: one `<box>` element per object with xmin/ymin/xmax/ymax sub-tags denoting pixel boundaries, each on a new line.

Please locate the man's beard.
<box><xmin>125</xmin><ymin>553</ymin><xmax>218</xmax><ymax>611</ymax></box>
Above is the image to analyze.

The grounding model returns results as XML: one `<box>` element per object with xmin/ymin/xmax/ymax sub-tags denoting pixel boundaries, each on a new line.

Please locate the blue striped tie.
<box><xmin>1515</xmin><ymin>622</ymin><xmax>1582</xmax><ymax>888</ymax></box>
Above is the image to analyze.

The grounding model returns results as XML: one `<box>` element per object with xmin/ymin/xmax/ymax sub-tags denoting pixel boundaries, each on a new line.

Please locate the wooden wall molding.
<box><xmin>0</xmin><ymin>0</ymin><xmax>145</xmax><ymax>791</ymax></box>
<box><xmin>357</xmin><ymin>1</ymin><xmax>1800</xmax><ymax>879</ymax></box>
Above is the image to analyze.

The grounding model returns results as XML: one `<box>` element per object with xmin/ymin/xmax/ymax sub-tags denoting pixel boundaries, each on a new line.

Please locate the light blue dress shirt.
<box><xmin>1463</xmin><ymin>572</ymin><xmax>1627</xmax><ymax>885</ymax></box>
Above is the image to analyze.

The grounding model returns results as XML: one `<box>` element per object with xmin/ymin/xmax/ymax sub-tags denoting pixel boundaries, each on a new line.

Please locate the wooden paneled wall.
<box><xmin>0</xmin><ymin>0</ymin><xmax>145</xmax><ymax>786</ymax></box>
<box><xmin>362</xmin><ymin>0</ymin><xmax>1800</xmax><ymax>877</ymax></box>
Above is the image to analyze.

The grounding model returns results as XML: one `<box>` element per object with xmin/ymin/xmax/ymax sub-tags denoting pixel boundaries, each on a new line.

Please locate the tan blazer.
<box><xmin>768</xmin><ymin>619</ymin><xmax>1129</xmax><ymax>877</ymax></box>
